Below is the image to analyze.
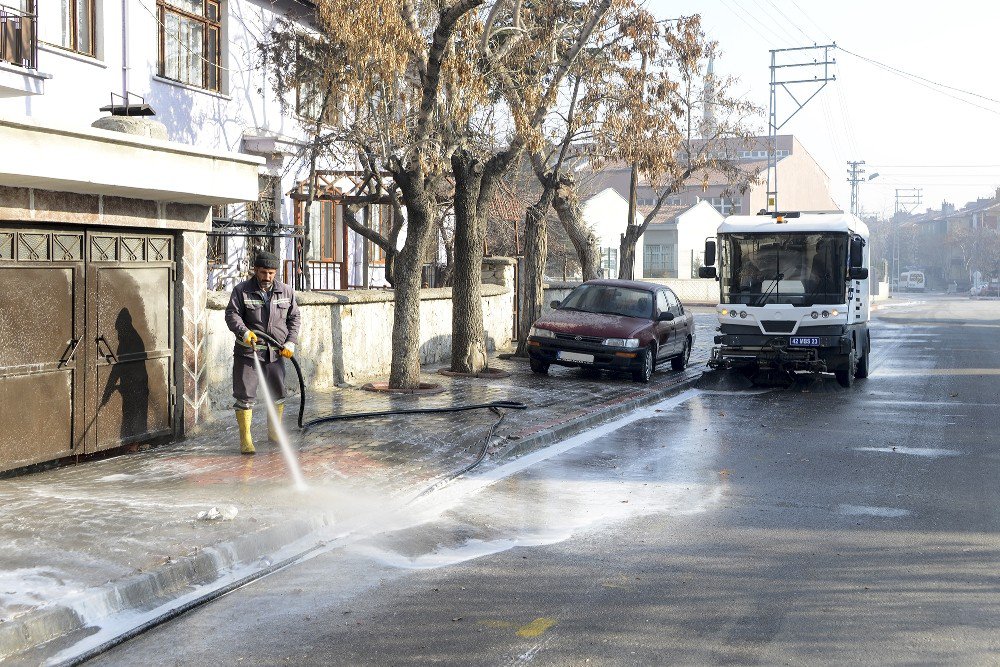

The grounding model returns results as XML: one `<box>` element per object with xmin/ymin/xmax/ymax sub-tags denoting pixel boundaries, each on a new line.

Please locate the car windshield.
<box><xmin>559</xmin><ymin>284</ymin><xmax>654</xmax><ymax>319</ymax></box>
<box><xmin>720</xmin><ymin>232</ymin><xmax>848</xmax><ymax>306</ymax></box>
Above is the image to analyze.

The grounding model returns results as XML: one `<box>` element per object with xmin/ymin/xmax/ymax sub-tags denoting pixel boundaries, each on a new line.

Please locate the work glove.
<box><xmin>280</xmin><ymin>342</ymin><xmax>295</xmax><ymax>359</ymax></box>
<box><xmin>243</xmin><ymin>330</ymin><xmax>258</xmax><ymax>346</ymax></box>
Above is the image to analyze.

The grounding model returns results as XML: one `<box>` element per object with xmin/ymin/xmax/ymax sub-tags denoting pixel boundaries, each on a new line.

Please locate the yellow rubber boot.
<box><xmin>268</xmin><ymin>403</ymin><xmax>285</xmax><ymax>443</ymax></box>
<box><xmin>236</xmin><ymin>408</ymin><xmax>255</xmax><ymax>455</ymax></box>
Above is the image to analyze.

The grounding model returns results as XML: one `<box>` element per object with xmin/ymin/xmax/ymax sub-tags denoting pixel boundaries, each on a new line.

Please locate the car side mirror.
<box><xmin>848</xmin><ymin>267</ymin><xmax>869</xmax><ymax>280</ymax></box>
<box><xmin>658</xmin><ymin>311</ymin><xmax>675</xmax><ymax>322</ymax></box>
<box><xmin>698</xmin><ymin>266</ymin><xmax>717</xmax><ymax>279</ymax></box>
<box><xmin>550</xmin><ymin>300</ymin><xmax>561</xmax><ymax>309</ymax></box>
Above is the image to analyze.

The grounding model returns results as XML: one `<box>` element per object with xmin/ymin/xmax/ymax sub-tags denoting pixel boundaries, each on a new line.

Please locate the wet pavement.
<box><xmin>84</xmin><ymin>295</ymin><xmax>1000</xmax><ymax>666</ymax></box>
<box><xmin>0</xmin><ymin>310</ymin><xmax>718</xmax><ymax>663</ymax></box>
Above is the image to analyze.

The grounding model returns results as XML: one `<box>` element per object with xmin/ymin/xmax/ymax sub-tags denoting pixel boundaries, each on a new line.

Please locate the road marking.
<box><xmin>839</xmin><ymin>504</ymin><xmax>910</xmax><ymax>518</ymax></box>
<box><xmin>517</xmin><ymin>617</ymin><xmax>557</xmax><ymax>638</ymax></box>
<box><xmin>855</xmin><ymin>446</ymin><xmax>959</xmax><ymax>458</ymax></box>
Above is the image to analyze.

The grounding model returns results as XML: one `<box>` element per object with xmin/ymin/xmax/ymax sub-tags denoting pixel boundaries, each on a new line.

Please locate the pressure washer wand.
<box><xmin>251</xmin><ymin>330</ymin><xmax>307</xmax><ymax>429</ymax></box>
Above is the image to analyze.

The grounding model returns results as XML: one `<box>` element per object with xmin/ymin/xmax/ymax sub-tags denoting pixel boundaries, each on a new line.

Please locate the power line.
<box><xmin>766</xmin><ymin>0</ymin><xmax>815</xmax><ymax>44</ymax></box>
<box><xmin>747</xmin><ymin>0</ymin><xmax>800</xmax><ymax>47</ymax></box>
<box><xmin>839</xmin><ymin>46</ymin><xmax>1000</xmax><ymax>107</ymax></box>
<box><xmin>719</xmin><ymin>0</ymin><xmax>796</xmax><ymax>49</ymax></box>
<box><xmin>790</xmin><ymin>0</ymin><xmax>834</xmax><ymax>43</ymax></box>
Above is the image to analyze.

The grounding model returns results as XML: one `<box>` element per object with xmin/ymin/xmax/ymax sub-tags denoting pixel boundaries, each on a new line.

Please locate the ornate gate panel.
<box><xmin>86</xmin><ymin>233</ymin><xmax>174</xmax><ymax>452</ymax></box>
<box><xmin>0</xmin><ymin>229</ymin><xmax>86</xmax><ymax>470</ymax></box>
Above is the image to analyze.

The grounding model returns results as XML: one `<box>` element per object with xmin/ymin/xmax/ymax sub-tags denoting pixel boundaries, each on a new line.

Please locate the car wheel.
<box><xmin>529</xmin><ymin>358</ymin><xmax>549</xmax><ymax>375</ymax></box>
<box><xmin>671</xmin><ymin>337</ymin><xmax>691</xmax><ymax>371</ymax></box>
<box><xmin>632</xmin><ymin>346</ymin><xmax>655</xmax><ymax>383</ymax></box>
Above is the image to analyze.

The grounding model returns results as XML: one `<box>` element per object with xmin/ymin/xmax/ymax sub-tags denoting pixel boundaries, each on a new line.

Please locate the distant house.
<box><xmin>581</xmin><ymin>188</ymin><xmax>639</xmax><ymax>278</ymax></box>
<box><xmin>642</xmin><ymin>201</ymin><xmax>725</xmax><ymax>279</ymax></box>
<box><xmin>585</xmin><ymin>135</ymin><xmax>839</xmax><ymax>218</ymax></box>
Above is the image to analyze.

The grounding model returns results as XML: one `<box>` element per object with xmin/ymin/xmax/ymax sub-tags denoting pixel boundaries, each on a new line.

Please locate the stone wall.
<box><xmin>204</xmin><ymin>264</ymin><xmax>515</xmax><ymax>411</ymax></box>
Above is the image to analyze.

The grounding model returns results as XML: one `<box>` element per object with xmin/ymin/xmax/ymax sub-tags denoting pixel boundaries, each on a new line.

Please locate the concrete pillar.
<box><xmin>178</xmin><ymin>230</ymin><xmax>211</xmax><ymax>432</ymax></box>
<box><xmin>481</xmin><ymin>256</ymin><xmax>516</xmax><ymax>290</ymax></box>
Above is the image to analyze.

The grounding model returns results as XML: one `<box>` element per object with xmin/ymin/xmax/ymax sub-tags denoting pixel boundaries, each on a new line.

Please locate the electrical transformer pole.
<box><xmin>891</xmin><ymin>187</ymin><xmax>922</xmax><ymax>297</ymax></box>
<box><xmin>766</xmin><ymin>43</ymin><xmax>837</xmax><ymax>212</ymax></box>
<box><xmin>847</xmin><ymin>160</ymin><xmax>866</xmax><ymax>217</ymax></box>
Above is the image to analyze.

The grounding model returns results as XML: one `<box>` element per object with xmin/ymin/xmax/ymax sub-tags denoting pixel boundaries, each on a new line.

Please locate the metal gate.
<box><xmin>0</xmin><ymin>226</ymin><xmax>174</xmax><ymax>472</ymax></box>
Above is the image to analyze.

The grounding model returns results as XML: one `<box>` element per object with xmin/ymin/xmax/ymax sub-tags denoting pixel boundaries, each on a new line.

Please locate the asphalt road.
<box><xmin>92</xmin><ymin>295</ymin><xmax>1000</xmax><ymax>666</ymax></box>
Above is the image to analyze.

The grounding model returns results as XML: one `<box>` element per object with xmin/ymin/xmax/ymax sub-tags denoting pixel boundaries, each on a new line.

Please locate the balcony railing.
<box><xmin>0</xmin><ymin>5</ymin><xmax>36</xmax><ymax>70</ymax></box>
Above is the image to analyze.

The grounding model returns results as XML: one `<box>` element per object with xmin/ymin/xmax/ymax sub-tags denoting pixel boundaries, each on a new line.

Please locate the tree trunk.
<box><xmin>450</xmin><ymin>150</ymin><xmax>488</xmax><ymax>373</ymax></box>
<box><xmin>437</xmin><ymin>216</ymin><xmax>455</xmax><ymax>287</ymax></box>
<box><xmin>553</xmin><ymin>176</ymin><xmax>600</xmax><ymax>281</ymax></box>
<box><xmin>515</xmin><ymin>187</ymin><xmax>556</xmax><ymax>356</ymax></box>
<box><xmin>618</xmin><ymin>223</ymin><xmax>643</xmax><ymax>280</ymax></box>
<box><xmin>388</xmin><ymin>173</ymin><xmax>436</xmax><ymax>390</ymax></box>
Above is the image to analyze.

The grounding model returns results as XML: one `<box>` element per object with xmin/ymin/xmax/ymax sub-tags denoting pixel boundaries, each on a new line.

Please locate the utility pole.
<box><xmin>767</xmin><ymin>43</ymin><xmax>837</xmax><ymax>212</ymax></box>
<box><xmin>847</xmin><ymin>160</ymin><xmax>866</xmax><ymax>217</ymax></box>
<box><xmin>891</xmin><ymin>187</ymin><xmax>922</xmax><ymax>297</ymax></box>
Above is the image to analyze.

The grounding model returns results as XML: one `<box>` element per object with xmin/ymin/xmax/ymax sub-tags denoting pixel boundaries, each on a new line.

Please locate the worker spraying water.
<box><xmin>224</xmin><ymin>251</ymin><xmax>301</xmax><ymax>456</ymax></box>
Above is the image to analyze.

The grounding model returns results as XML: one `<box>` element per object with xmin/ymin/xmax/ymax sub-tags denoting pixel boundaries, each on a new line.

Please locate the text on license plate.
<box><xmin>558</xmin><ymin>351</ymin><xmax>595</xmax><ymax>363</ymax></box>
<box><xmin>789</xmin><ymin>337</ymin><xmax>820</xmax><ymax>346</ymax></box>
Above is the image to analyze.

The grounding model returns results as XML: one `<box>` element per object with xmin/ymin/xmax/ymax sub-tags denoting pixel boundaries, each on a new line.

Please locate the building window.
<box><xmin>666</xmin><ymin>194</ymin><xmax>682</xmax><ymax>206</ymax></box>
<box><xmin>367</xmin><ymin>205</ymin><xmax>392</xmax><ymax>265</ymax></box>
<box><xmin>600</xmin><ymin>247</ymin><xmax>618</xmax><ymax>278</ymax></box>
<box><xmin>643</xmin><ymin>243</ymin><xmax>676</xmax><ymax>278</ymax></box>
<box><xmin>54</xmin><ymin>0</ymin><xmax>94</xmax><ymax>55</ymax></box>
<box><xmin>295</xmin><ymin>37</ymin><xmax>340</xmax><ymax>125</ymax></box>
<box><xmin>707</xmin><ymin>197</ymin><xmax>742</xmax><ymax>216</ymax></box>
<box><xmin>158</xmin><ymin>0</ymin><xmax>221</xmax><ymax>91</ymax></box>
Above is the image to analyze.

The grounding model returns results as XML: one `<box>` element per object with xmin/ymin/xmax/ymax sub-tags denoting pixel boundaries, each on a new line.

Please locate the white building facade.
<box><xmin>1</xmin><ymin>0</ymin><xmax>394</xmax><ymax>291</ymax></box>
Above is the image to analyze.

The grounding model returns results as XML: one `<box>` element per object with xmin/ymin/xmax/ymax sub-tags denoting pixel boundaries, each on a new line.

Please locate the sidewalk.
<box><xmin>0</xmin><ymin>332</ymin><xmax>712</xmax><ymax>663</ymax></box>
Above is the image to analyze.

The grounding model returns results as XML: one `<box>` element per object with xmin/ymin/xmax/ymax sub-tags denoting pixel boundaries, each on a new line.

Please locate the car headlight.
<box><xmin>603</xmin><ymin>338</ymin><xmax>640</xmax><ymax>348</ymax></box>
<box><xmin>529</xmin><ymin>326</ymin><xmax>555</xmax><ymax>339</ymax></box>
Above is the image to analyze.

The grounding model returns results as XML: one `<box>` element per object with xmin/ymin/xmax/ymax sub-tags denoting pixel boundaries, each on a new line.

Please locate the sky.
<box><xmin>649</xmin><ymin>0</ymin><xmax>1000</xmax><ymax>218</ymax></box>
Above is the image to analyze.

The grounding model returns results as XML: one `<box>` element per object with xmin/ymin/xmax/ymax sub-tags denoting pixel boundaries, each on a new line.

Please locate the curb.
<box><xmin>1</xmin><ymin>517</ymin><xmax>330</xmax><ymax>664</ymax></box>
<box><xmin>5</xmin><ymin>367</ymin><xmax>705</xmax><ymax>664</ymax></box>
<box><xmin>497</xmin><ymin>365</ymin><xmax>705</xmax><ymax>460</ymax></box>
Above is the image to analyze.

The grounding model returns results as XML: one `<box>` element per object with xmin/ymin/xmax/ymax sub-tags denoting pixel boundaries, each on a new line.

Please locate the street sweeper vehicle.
<box><xmin>698</xmin><ymin>211</ymin><xmax>871</xmax><ymax>388</ymax></box>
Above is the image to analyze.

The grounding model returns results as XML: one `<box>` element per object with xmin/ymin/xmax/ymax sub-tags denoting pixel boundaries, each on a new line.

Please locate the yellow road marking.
<box><xmin>517</xmin><ymin>617</ymin><xmax>557</xmax><ymax>638</ymax></box>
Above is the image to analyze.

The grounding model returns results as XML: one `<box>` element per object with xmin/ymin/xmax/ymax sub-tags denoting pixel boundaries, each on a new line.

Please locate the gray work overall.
<box><xmin>224</xmin><ymin>277</ymin><xmax>301</xmax><ymax>409</ymax></box>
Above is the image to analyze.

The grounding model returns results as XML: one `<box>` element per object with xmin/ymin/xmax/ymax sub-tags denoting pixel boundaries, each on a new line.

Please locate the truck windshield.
<box><xmin>720</xmin><ymin>232</ymin><xmax>848</xmax><ymax>306</ymax></box>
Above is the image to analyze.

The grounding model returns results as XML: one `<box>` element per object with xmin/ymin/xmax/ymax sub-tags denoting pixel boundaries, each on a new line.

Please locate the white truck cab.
<box><xmin>698</xmin><ymin>211</ymin><xmax>871</xmax><ymax>387</ymax></box>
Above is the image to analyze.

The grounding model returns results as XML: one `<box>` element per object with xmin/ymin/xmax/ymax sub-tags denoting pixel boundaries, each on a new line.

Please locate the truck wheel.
<box><xmin>671</xmin><ymin>338</ymin><xmax>691</xmax><ymax>371</ymax></box>
<box><xmin>632</xmin><ymin>346</ymin><xmax>655</xmax><ymax>383</ymax></box>
<box><xmin>855</xmin><ymin>345</ymin><xmax>870</xmax><ymax>379</ymax></box>
<box><xmin>835</xmin><ymin>342</ymin><xmax>856</xmax><ymax>388</ymax></box>
<box><xmin>530</xmin><ymin>358</ymin><xmax>549</xmax><ymax>375</ymax></box>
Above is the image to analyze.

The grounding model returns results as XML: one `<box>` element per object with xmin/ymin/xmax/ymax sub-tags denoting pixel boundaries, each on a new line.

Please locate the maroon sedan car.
<box><xmin>527</xmin><ymin>279</ymin><xmax>695</xmax><ymax>382</ymax></box>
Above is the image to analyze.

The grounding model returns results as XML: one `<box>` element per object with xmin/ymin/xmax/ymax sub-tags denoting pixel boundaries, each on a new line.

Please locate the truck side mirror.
<box><xmin>698</xmin><ymin>266</ymin><xmax>717</xmax><ymax>279</ymax></box>
<box><xmin>848</xmin><ymin>267</ymin><xmax>869</xmax><ymax>280</ymax></box>
<box><xmin>850</xmin><ymin>237</ymin><xmax>865</xmax><ymax>268</ymax></box>
<box><xmin>704</xmin><ymin>239</ymin><xmax>716</xmax><ymax>267</ymax></box>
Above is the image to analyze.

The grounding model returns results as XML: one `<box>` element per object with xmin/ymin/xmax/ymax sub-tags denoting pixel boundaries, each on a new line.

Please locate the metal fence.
<box><xmin>0</xmin><ymin>4</ymin><xmax>36</xmax><ymax>70</ymax></box>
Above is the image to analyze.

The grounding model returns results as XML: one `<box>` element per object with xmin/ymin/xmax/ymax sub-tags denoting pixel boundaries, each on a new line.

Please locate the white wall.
<box><xmin>675</xmin><ymin>201</ymin><xmax>724</xmax><ymax>279</ymax></box>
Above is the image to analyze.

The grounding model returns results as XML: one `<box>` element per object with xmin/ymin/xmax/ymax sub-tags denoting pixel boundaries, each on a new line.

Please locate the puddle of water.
<box><xmin>838</xmin><ymin>504</ymin><xmax>911</xmax><ymax>518</ymax></box>
<box><xmin>855</xmin><ymin>446</ymin><xmax>959</xmax><ymax>458</ymax></box>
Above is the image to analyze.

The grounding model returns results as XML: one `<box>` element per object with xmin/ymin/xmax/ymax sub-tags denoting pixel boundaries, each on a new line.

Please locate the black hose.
<box><xmin>303</xmin><ymin>400</ymin><xmax>527</xmax><ymax>428</ymax></box>
<box><xmin>251</xmin><ymin>330</ymin><xmax>307</xmax><ymax>429</ymax></box>
<box><xmin>250</xmin><ymin>329</ymin><xmax>528</xmax><ymax>430</ymax></box>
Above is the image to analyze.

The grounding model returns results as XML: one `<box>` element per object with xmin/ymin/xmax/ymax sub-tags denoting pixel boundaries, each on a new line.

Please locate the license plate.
<box><xmin>558</xmin><ymin>351</ymin><xmax>595</xmax><ymax>363</ymax></box>
<box><xmin>790</xmin><ymin>337</ymin><xmax>820</xmax><ymax>346</ymax></box>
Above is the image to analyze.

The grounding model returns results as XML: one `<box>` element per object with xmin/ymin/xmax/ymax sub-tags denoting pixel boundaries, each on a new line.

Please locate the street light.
<box><xmin>868</xmin><ymin>172</ymin><xmax>880</xmax><ymax>181</ymax></box>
